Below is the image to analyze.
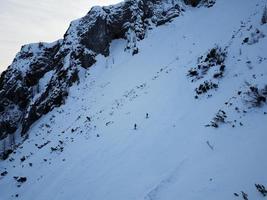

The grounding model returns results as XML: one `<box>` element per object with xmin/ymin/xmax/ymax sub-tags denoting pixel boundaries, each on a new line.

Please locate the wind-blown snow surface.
<box><xmin>1</xmin><ymin>0</ymin><xmax>267</xmax><ymax>199</ymax></box>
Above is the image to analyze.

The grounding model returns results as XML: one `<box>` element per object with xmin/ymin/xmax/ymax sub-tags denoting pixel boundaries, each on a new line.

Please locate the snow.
<box><xmin>1</xmin><ymin>0</ymin><xmax>267</xmax><ymax>199</ymax></box>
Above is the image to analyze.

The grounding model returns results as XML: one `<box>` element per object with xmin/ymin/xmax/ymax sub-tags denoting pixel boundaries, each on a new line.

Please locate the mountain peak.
<box><xmin>1</xmin><ymin>0</ymin><xmax>267</xmax><ymax>199</ymax></box>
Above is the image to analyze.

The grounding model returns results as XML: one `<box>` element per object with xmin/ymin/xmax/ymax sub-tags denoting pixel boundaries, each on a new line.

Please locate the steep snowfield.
<box><xmin>1</xmin><ymin>0</ymin><xmax>267</xmax><ymax>199</ymax></box>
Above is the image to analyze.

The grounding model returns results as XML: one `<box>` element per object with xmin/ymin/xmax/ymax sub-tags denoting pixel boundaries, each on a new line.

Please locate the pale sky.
<box><xmin>0</xmin><ymin>0</ymin><xmax>121</xmax><ymax>72</ymax></box>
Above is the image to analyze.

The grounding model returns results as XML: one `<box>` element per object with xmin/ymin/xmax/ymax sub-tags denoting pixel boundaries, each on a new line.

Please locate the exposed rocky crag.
<box><xmin>0</xmin><ymin>0</ymin><xmax>209</xmax><ymax>153</ymax></box>
<box><xmin>184</xmin><ymin>0</ymin><xmax>215</xmax><ymax>7</ymax></box>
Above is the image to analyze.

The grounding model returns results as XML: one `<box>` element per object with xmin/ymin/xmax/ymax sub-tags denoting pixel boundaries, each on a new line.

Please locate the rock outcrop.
<box><xmin>184</xmin><ymin>0</ymin><xmax>215</xmax><ymax>7</ymax></box>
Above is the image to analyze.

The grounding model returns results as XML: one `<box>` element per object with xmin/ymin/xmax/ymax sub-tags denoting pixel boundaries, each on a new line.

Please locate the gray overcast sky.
<box><xmin>0</xmin><ymin>0</ymin><xmax>121</xmax><ymax>72</ymax></box>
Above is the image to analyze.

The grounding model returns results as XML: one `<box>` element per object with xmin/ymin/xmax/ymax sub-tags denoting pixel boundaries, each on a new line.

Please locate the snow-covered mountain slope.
<box><xmin>1</xmin><ymin>0</ymin><xmax>267</xmax><ymax>199</ymax></box>
<box><xmin>0</xmin><ymin>0</ymin><xmax>187</xmax><ymax>142</ymax></box>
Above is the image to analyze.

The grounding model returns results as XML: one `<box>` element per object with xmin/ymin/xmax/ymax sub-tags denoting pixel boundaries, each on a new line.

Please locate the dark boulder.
<box><xmin>184</xmin><ymin>0</ymin><xmax>202</xmax><ymax>7</ymax></box>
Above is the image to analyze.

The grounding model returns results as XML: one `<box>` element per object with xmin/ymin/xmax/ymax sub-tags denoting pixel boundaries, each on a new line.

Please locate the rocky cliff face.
<box><xmin>184</xmin><ymin>0</ymin><xmax>215</xmax><ymax>7</ymax></box>
<box><xmin>0</xmin><ymin>0</ymin><xmax>210</xmax><ymax>150</ymax></box>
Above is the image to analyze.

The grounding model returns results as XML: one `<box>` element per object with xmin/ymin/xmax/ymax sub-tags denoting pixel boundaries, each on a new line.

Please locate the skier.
<box><xmin>134</xmin><ymin>124</ymin><xmax>137</xmax><ymax>130</ymax></box>
<box><xmin>146</xmin><ymin>113</ymin><xmax>149</xmax><ymax>119</ymax></box>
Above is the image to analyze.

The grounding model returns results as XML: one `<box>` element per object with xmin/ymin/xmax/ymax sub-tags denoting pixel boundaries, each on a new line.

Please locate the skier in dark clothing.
<box><xmin>146</xmin><ymin>113</ymin><xmax>149</xmax><ymax>119</ymax></box>
<box><xmin>134</xmin><ymin>124</ymin><xmax>137</xmax><ymax>130</ymax></box>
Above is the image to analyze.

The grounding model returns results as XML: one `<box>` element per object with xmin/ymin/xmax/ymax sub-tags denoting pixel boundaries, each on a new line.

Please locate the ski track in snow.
<box><xmin>144</xmin><ymin>159</ymin><xmax>187</xmax><ymax>200</ymax></box>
